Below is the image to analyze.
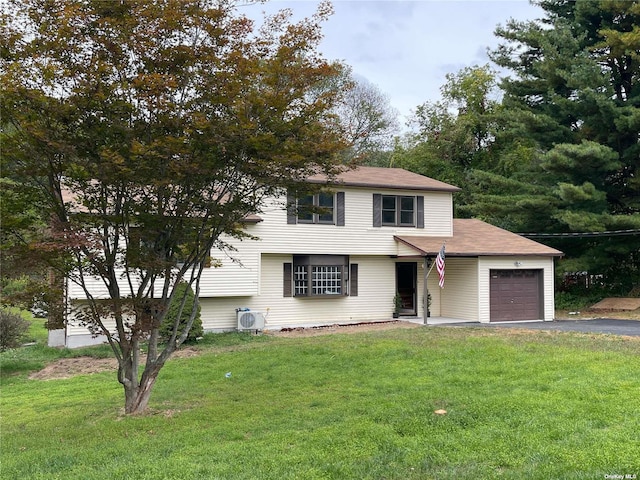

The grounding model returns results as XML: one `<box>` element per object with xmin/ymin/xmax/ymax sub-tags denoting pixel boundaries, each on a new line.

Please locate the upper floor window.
<box><xmin>373</xmin><ymin>194</ymin><xmax>424</xmax><ymax>228</ymax></box>
<box><xmin>297</xmin><ymin>192</ymin><xmax>335</xmax><ymax>224</ymax></box>
<box><xmin>287</xmin><ymin>191</ymin><xmax>345</xmax><ymax>226</ymax></box>
<box><xmin>382</xmin><ymin>195</ymin><xmax>415</xmax><ymax>226</ymax></box>
<box><xmin>127</xmin><ymin>226</ymin><xmax>212</xmax><ymax>268</ymax></box>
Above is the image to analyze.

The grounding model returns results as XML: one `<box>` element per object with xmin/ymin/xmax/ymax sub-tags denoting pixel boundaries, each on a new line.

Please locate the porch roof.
<box><xmin>395</xmin><ymin>219</ymin><xmax>563</xmax><ymax>257</ymax></box>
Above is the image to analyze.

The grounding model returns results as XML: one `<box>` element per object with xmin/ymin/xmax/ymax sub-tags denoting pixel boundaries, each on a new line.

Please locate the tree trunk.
<box><xmin>119</xmin><ymin>341</ymin><xmax>163</xmax><ymax>415</ymax></box>
<box><xmin>123</xmin><ymin>370</ymin><xmax>159</xmax><ymax>415</ymax></box>
<box><xmin>117</xmin><ymin>329</ymin><xmax>175</xmax><ymax>414</ymax></box>
<box><xmin>118</xmin><ymin>342</ymin><xmax>174</xmax><ymax>415</ymax></box>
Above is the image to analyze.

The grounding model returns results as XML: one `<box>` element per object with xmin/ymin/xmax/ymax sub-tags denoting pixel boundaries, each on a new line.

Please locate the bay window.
<box><xmin>284</xmin><ymin>255</ymin><xmax>350</xmax><ymax>297</ymax></box>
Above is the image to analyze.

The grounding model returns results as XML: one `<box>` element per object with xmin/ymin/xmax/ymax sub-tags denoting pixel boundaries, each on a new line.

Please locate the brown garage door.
<box><xmin>490</xmin><ymin>269</ymin><xmax>542</xmax><ymax>322</ymax></box>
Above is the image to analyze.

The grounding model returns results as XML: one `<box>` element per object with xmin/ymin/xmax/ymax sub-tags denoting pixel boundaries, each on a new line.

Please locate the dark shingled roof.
<box><xmin>307</xmin><ymin>166</ymin><xmax>460</xmax><ymax>192</ymax></box>
<box><xmin>396</xmin><ymin>219</ymin><xmax>563</xmax><ymax>257</ymax></box>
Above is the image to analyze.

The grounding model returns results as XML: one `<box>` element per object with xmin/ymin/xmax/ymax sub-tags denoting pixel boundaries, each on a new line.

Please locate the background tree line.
<box><xmin>386</xmin><ymin>0</ymin><xmax>640</xmax><ymax>298</ymax></box>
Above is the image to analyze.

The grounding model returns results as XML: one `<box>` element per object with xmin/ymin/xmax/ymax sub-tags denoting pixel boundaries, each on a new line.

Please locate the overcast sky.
<box><xmin>245</xmin><ymin>0</ymin><xmax>543</xmax><ymax>124</ymax></box>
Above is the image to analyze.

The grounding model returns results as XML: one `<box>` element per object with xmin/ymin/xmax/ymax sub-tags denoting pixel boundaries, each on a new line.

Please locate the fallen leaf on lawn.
<box><xmin>434</xmin><ymin>409</ymin><xmax>447</xmax><ymax>415</ymax></box>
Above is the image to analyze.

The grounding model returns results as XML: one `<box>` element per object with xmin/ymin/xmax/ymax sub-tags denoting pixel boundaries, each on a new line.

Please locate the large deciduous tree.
<box><xmin>1</xmin><ymin>0</ymin><xmax>349</xmax><ymax>414</ymax></box>
<box><xmin>333</xmin><ymin>71</ymin><xmax>400</xmax><ymax>164</ymax></box>
<box><xmin>395</xmin><ymin>65</ymin><xmax>500</xmax><ymax>207</ymax></box>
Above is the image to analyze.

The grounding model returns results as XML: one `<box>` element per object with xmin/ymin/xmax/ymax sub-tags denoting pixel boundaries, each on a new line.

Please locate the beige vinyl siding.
<box><xmin>396</xmin><ymin>243</ymin><xmax>424</xmax><ymax>257</ymax></box>
<box><xmin>425</xmin><ymin>265</ymin><xmax>440</xmax><ymax>317</ymax></box>
<box><xmin>250</xmin><ymin>190</ymin><xmax>453</xmax><ymax>257</ymax></box>
<box><xmin>188</xmin><ymin>188</ymin><xmax>452</xmax><ymax>305</ymax></box>
<box><xmin>67</xmin><ymin>274</ymin><xmax>176</xmax><ymax>300</ymax></box>
<box><xmin>67</xmin><ymin>253</ymin><xmax>260</xmax><ymax>300</ymax></box>
<box><xmin>64</xmin><ymin>300</ymin><xmax>118</xmax><ymax>347</ymax></box>
<box><xmin>199</xmin><ymin>254</ymin><xmax>405</xmax><ymax>331</ymax></box>
<box><xmin>198</xmin><ymin>242</ymin><xmax>260</xmax><ymax>297</ymax></box>
<box><xmin>438</xmin><ymin>258</ymin><xmax>479</xmax><ymax>321</ymax></box>
<box><xmin>424</xmin><ymin>192</ymin><xmax>453</xmax><ymax>236</ymax></box>
<box><xmin>64</xmin><ymin>185</ymin><xmax>458</xmax><ymax>344</ymax></box>
<box><xmin>264</xmin><ymin>254</ymin><xmax>398</xmax><ymax>326</ymax></box>
<box><xmin>199</xmin><ymin>296</ymin><xmax>255</xmax><ymax>331</ymax></box>
<box><xmin>67</xmin><ymin>276</ymin><xmax>112</xmax><ymax>299</ymax></box>
<box><xmin>477</xmin><ymin>257</ymin><xmax>555</xmax><ymax>323</ymax></box>
<box><xmin>66</xmin><ymin>237</ymin><xmax>261</xmax><ymax>301</ymax></box>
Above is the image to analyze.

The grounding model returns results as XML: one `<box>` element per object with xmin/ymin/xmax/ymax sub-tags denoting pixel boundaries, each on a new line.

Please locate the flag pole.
<box><xmin>425</xmin><ymin>258</ymin><xmax>436</xmax><ymax>277</ymax></box>
<box><xmin>424</xmin><ymin>243</ymin><xmax>445</xmax><ymax>324</ymax></box>
<box><xmin>423</xmin><ymin>256</ymin><xmax>430</xmax><ymax>324</ymax></box>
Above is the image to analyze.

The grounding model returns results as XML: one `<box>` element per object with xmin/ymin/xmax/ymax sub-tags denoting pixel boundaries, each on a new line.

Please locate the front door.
<box><xmin>396</xmin><ymin>262</ymin><xmax>417</xmax><ymax>316</ymax></box>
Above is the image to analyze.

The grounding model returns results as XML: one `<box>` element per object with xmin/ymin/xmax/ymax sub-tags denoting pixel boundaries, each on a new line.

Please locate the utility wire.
<box><xmin>518</xmin><ymin>229</ymin><xmax>640</xmax><ymax>239</ymax></box>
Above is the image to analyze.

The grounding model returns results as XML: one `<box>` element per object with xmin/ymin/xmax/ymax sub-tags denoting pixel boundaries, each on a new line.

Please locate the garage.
<box><xmin>490</xmin><ymin>269</ymin><xmax>542</xmax><ymax>322</ymax></box>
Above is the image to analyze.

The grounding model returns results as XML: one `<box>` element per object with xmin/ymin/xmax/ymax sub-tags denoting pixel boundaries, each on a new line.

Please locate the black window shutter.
<box><xmin>416</xmin><ymin>196</ymin><xmax>424</xmax><ymax>228</ymax></box>
<box><xmin>283</xmin><ymin>263</ymin><xmax>292</xmax><ymax>297</ymax></box>
<box><xmin>373</xmin><ymin>194</ymin><xmax>382</xmax><ymax>227</ymax></box>
<box><xmin>286</xmin><ymin>192</ymin><xmax>297</xmax><ymax>225</ymax></box>
<box><xmin>350</xmin><ymin>264</ymin><xmax>358</xmax><ymax>296</ymax></box>
<box><xmin>336</xmin><ymin>192</ymin><xmax>345</xmax><ymax>226</ymax></box>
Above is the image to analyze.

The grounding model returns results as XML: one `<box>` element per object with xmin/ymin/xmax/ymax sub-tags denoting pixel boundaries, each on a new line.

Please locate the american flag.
<box><xmin>436</xmin><ymin>244</ymin><xmax>445</xmax><ymax>288</ymax></box>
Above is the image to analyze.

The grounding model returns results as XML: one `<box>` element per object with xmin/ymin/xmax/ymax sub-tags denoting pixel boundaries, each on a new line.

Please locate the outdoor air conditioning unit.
<box><xmin>237</xmin><ymin>310</ymin><xmax>265</xmax><ymax>331</ymax></box>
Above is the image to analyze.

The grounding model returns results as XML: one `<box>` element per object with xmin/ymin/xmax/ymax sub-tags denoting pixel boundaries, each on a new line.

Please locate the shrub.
<box><xmin>0</xmin><ymin>308</ymin><xmax>31</xmax><ymax>351</ymax></box>
<box><xmin>159</xmin><ymin>283</ymin><xmax>203</xmax><ymax>343</ymax></box>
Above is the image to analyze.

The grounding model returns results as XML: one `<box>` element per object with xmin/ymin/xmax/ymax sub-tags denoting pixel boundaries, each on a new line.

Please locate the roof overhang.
<box><xmin>240</xmin><ymin>214</ymin><xmax>263</xmax><ymax>223</ymax></box>
<box><xmin>395</xmin><ymin>219</ymin><xmax>563</xmax><ymax>257</ymax></box>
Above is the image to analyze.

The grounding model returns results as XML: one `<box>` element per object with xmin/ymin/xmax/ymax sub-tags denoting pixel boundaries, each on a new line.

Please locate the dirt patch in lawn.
<box><xmin>590</xmin><ymin>297</ymin><xmax>640</xmax><ymax>311</ymax></box>
<box><xmin>556</xmin><ymin>304</ymin><xmax>640</xmax><ymax>320</ymax></box>
<box><xmin>28</xmin><ymin>347</ymin><xmax>201</xmax><ymax>381</ymax></box>
<box><xmin>268</xmin><ymin>320</ymin><xmax>422</xmax><ymax>338</ymax></box>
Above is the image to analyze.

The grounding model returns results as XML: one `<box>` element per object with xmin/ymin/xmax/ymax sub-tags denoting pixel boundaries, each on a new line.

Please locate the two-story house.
<box><xmin>59</xmin><ymin>166</ymin><xmax>562</xmax><ymax>347</ymax></box>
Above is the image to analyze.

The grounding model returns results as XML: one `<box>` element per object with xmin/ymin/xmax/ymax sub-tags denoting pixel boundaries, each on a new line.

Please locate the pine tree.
<box><xmin>487</xmin><ymin>0</ymin><xmax>640</xmax><ymax>289</ymax></box>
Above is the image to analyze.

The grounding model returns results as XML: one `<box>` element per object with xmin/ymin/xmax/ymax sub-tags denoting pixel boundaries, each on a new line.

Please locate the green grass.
<box><xmin>1</xmin><ymin>327</ymin><xmax>639</xmax><ymax>479</ymax></box>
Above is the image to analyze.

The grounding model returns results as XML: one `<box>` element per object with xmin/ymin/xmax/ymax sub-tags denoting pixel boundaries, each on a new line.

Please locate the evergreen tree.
<box><xmin>486</xmin><ymin>0</ymin><xmax>640</xmax><ymax>289</ymax></box>
<box><xmin>397</xmin><ymin>2</ymin><xmax>639</xmax><ymax>291</ymax></box>
<box><xmin>160</xmin><ymin>282</ymin><xmax>203</xmax><ymax>343</ymax></box>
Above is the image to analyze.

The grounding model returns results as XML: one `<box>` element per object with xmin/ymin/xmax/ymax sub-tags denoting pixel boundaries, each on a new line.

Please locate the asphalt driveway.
<box><xmin>446</xmin><ymin>318</ymin><xmax>640</xmax><ymax>337</ymax></box>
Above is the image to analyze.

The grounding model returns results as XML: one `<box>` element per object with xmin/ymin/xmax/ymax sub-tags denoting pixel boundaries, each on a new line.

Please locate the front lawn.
<box><xmin>1</xmin><ymin>327</ymin><xmax>638</xmax><ymax>479</ymax></box>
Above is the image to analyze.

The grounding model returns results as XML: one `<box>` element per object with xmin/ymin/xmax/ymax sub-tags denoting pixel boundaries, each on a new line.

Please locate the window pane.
<box><xmin>294</xmin><ymin>265</ymin><xmax>308</xmax><ymax>296</ymax></box>
<box><xmin>382</xmin><ymin>196</ymin><xmax>396</xmax><ymax>209</ymax></box>
<box><xmin>382</xmin><ymin>211</ymin><xmax>396</xmax><ymax>224</ymax></box>
<box><xmin>318</xmin><ymin>212</ymin><xmax>334</xmax><ymax>223</ymax></box>
<box><xmin>400</xmin><ymin>196</ymin><xmax>414</xmax><ymax>210</ymax></box>
<box><xmin>297</xmin><ymin>195</ymin><xmax>314</xmax><ymax>222</ymax></box>
<box><xmin>299</xmin><ymin>194</ymin><xmax>314</xmax><ymax>206</ymax></box>
<box><xmin>400</xmin><ymin>211</ymin><xmax>414</xmax><ymax>224</ymax></box>
<box><xmin>382</xmin><ymin>195</ymin><xmax>396</xmax><ymax>225</ymax></box>
<box><xmin>318</xmin><ymin>193</ymin><xmax>334</xmax><ymax>207</ymax></box>
<box><xmin>312</xmin><ymin>266</ymin><xmax>342</xmax><ymax>295</ymax></box>
<box><xmin>317</xmin><ymin>193</ymin><xmax>334</xmax><ymax>223</ymax></box>
<box><xmin>399</xmin><ymin>196</ymin><xmax>415</xmax><ymax>225</ymax></box>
